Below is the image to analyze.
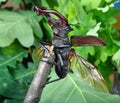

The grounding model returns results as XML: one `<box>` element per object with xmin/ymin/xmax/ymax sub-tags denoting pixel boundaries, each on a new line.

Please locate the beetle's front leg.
<box><xmin>38</xmin><ymin>41</ymin><xmax>55</xmax><ymax>65</ymax></box>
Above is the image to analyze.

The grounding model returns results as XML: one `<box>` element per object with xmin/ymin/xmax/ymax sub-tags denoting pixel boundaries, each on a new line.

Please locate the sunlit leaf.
<box><xmin>46</xmin><ymin>0</ymin><xmax>58</xmax><ymax>8</ymax></box>
<box><xmin>86</xmin><ymin>22</ymin><xmax>101</xmax><ymax>36</ymax></box>
<box><xmin>81</xmin><ymin>0</ymin><xmax>101</xmax><ymax>11</ymax></box>
<box><xmin>105</xmin><ymin>0</ymin><xmax>112</xmax><ymax>3</ymax></box>
<box><xmin>0</xmin><ymin>0</ymin><xmax>6</xmax><ymax>2</ymax></box>
<box><xmin>73</xmin><ymin>46</ymin><xmax>95</xmax><ymax>59</ymax></box>
<box><xmin>112</xmin><ymin>49</ymin><xmax>120</xmax><ymax>73</ymax></box>
<box><xmin>97</xmin><ymin>3</ymin><xmax>114</xmax><ymax>13</ymax></box>
<box><xmin>96</xmin><ymin>47</ymin><xmax>109</xmax><ymax>62</ymax></box>
<box><xmin>112</xmin><ymin>49</ymin><xmax>120</xmax><ymax>62</ymax></box>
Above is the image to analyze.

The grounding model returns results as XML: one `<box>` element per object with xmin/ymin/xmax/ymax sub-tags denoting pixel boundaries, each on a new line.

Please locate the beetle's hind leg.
<box><xmin>38</xmin><ymin>41</ymin><xmax>63</xmax><ymax>84</ymax></box>
<box><xmin>46</xmin><ymin>78</ymin><xmax>61</xmax><ymax>84</ymax></box>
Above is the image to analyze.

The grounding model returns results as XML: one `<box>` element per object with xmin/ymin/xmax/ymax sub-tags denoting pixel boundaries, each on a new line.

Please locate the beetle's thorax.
<box><xmin>52</xmin><ymin>37</ymin><xmax>69</xmax><ymax>47</ymax></box>
<box><xmin>52</xmin><ymin>25</ymin><xmax>71</xmax><ymax>37</ymax></box>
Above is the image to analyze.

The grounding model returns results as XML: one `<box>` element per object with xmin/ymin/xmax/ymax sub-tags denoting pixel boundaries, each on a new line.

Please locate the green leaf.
<box><xmin>96</xmin><ymin>47</ymin><xmax>109</xmax><ymax>62</ymax></box>
<box><xmin>97</xmin><ymin>3</ymin><xmax>114</xmax><ymax>13</ymax></box>
<box><xmin>97</xmin><ymin>59</ymin><xmax>114</xmax><ymax>89</ymax></box>
<box><xmin>110</xmin><ymin>36</ymin><xmax>120</xmax><ymax>46</ymax></box>
<box><xmin>0</xmin><ymin>0</ymin><xmax>6</xmax><ymax>2</ymax></box>
<box><xmin>12</xmin><ymin>0</ymin><xmax>22</xmax><ymax>5</ymax></box>
<box><xmin>86</xmin><ymin>22</ymin><xmax>101</xmax><ymax>36</ymax></box>
<box><xmin>105</xmin><ymin>0</ymin><xmax>112</xmax><ymax>3</ymax></box>
<box><xmin>46</xmin><ymin>0</ymin><xmax>58</xmax><ymax>8</ymax></box>
<box><xmin>0</xmin><ymin>68</ymin><xmax>13</xmax><ymax>79</ymax></box>
<box><xmin>94</xmin><ymin>27</ymin><xmax>119</xmax><ymax>62</ymax></box>
<box><xmin>81</xmin><ymin>0</ymin><xmax>101</xmax><ymax>11</ymax></box>
<box><xmin>112</xmin><ymin>49</ymin><xmax>120</xmax><ymax>62</ymax></box>
<box><xmin>94</xmin><ymin>46</ymin><xmax>117</xmax><ymax>63</ymax></box>
<box><xmin>112</xmin><ymin>49</ymin><xmax>120</xmax><ymax>73</ymax></box>
<box><xmin>0</xmin><ymin>10</ymin><xmax>42</xmax><ymax>47</ymax></box>
<box><xmin>17</xmin><ymin>10</ymin><xmax>43</xmax><ymax>39</ymax></box>
<box><xmin>0</xmin><ymin>42</ymin><xmax>28</xmax><ymax>71</ymax></box>
<box><xmin>72</xmin><ymin>0</ymin><xmax>86</xmax><ymax>22</ymax></box>
<box><xmin>41</xmin><ymin>19</ymin><xmax>53</xmax><ymax>41</ymax></box>
<box><xmin>71</xmin><ymin>0</ymin><xmax>96</xmax><ymax>30</ymax></box>
<box><xmin>73</xmin><ymin>46</ymin><xmax>95</xmax><ymax>59</ymax></box>
<box><xmin>11</xmin><ymin>62</ymin><xmax>37</xmax><ymax>84</ymax></box>
<box><xmin>0</xmin><ymin>78</ymin><xmax>27</xmax><ymax>101</ymax></box>
<box><xmin>24</xmin><ymin>0</ymin><xmax>33</xmax><ymax>4</ymax></box>
<box><xmin>40</xmin><ymin>74</ymin><xmax>120</xmax><ymax>103</ymax></box>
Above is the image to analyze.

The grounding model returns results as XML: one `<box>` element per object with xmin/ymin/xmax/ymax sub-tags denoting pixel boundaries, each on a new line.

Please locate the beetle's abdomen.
<box><xmin>55</xmin><ymin>65</ymin><xmax>69</xmax><ymax>78</ymax></box>
<box><xmin>54</xmin><ymin>47</ymin><xmax>70</xmax><ymax>78</ymax></box>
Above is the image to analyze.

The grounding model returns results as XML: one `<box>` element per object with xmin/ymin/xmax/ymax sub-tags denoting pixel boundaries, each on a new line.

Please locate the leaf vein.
<box><xmin>0</xmin><ymin>51</ymin><xmax>26</xmax><ymax>67</ymax></box>
<box><xmin>68</xmin><ymin>74</ymin><xmax>87</xmax><ymax>103</ymax></box>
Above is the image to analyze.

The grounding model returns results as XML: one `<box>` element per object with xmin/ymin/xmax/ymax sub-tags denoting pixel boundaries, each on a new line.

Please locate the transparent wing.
<box><xmin>32</xmin><ymin>47</ymin><xmax>45</xmax><ymax>64</ymax></box>
<box><xmin>32</xmin><ymin>45</ymin><xmax>53</xmax><ymax>64</ymax></box>
<box><xmin>70</xmin><ymin>50</ymin><xmax>108</xmax><ymax>92</ymax></box>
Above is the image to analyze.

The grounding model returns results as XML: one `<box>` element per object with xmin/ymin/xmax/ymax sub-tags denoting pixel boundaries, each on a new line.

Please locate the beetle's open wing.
<box><xmin>69</xmin><ymin>50</ymin><xmax>108</xmax><ymax>92</ymax></box>
<box><xmin>32</xmin><ymin>41</ymin><xmax>52</xmax><ymax>63</ymax></box>
<box><xmin>70</xmin><ymin>36</ymin><xmax>106</xmax><ymax>46</ymax></box>
<box><xmin>32</xmin><ymin>47</ymin><xmax>45</xmax><ymax>64</ymax></box>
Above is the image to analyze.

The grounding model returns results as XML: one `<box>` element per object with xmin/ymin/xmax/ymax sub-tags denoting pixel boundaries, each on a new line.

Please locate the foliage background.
<box><xmin>0</xmin><ymin>0</ymin><xmax>120</xmax><ymax>103</ymax></box>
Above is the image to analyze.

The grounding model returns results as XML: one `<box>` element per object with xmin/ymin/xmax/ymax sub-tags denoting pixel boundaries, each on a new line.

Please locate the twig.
<box><xmin>110</xmin><ymin>69</ymin><xmax>120</xmax><ymax>95</ymax></box>
<box><xmin>23</xmin><ymin>46</ymin><xmax>54</xmax><ymax>103</ymax></box>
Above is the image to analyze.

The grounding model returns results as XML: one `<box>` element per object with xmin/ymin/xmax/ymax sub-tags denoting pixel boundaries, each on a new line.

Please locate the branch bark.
<box><xmin>23</xmin><ymin>46</ymin><xmax>54</xmax><ymax>103</ymax></box>
<box><xmin>110</xmin><ymin>70</ymin><xmax>120</xmax><ymax>95</ymax></box>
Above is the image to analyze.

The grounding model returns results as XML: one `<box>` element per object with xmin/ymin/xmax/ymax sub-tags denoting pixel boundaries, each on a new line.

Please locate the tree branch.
<box><xmin>23</xmin><ymin>46</ymin><xmax>54</xmax><ymax>103</ymax></box>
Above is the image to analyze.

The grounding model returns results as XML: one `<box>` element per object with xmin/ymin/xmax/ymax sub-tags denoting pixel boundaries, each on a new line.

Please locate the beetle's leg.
<box><xmin>46</xmin><ymin>78</ymin><xmax>61</xmax><ymax>84</ymax></box>
<box><xmin>39</xmin><ymin>41</ymin><xmax>50</xmax><ymax>53</ymax></box>
<box><xmin>38</xmin><ymin>41</ymin><xmax>55</xmax><ymax>65</ymax></box>
<box><xmin>43</xmin><ymin>53</ymin><xmax>63</xmax><ymax>84</ymax></box>
<box><xmin>41</xmin><ymin>59</ymin><xmax>56</xmax><ymax>65</ymax></box>
<box><xmin>39</xmin><ymin>41</ymin><xmax>52</xmax><ymax>46</ymax></box>
<box><xmin>57</xmin><ymin>53</ymin><xmax>64</xmax><ymax>65</ymax></box>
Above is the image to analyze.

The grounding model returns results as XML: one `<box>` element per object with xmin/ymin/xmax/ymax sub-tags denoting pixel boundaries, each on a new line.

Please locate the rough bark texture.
<box><xmin>23</xmin><ymin>48</ymin><xmax>54</xmax><ymax>103</ymax></box>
